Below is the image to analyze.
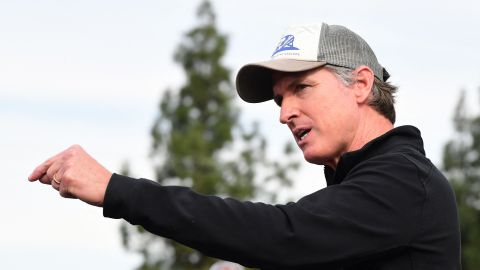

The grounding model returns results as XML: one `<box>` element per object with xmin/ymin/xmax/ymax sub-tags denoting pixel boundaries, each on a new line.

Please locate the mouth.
<box><xmin>294</xmin><ymin>128</ymin><xmax>311</xmax><ymax>143</ymax></box>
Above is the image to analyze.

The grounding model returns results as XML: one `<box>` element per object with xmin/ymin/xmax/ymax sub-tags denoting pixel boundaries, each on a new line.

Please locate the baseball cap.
<box><xmin>235</xmin><ymin>23</ymin><xmax>390</xmax><ymax>103</ymax></box>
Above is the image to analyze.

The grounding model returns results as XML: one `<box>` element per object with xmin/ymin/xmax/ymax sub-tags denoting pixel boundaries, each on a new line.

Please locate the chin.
<box><xmin>302</xmin><ymin>147</ymin><xmax>335</xmax><ymax>166</ymax></box>
<box><xmin>303</xmin><ymin>151</ymin><xmax>325</xmax><ymax>165</ymax></box>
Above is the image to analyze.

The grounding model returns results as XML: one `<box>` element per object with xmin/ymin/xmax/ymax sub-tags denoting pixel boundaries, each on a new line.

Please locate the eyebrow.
<box><xmin>291</xmin><ymin>78</ymin><xmax>303</xmax><ymax>89</ymax></box>
<box><xmin>274</xmin><ymin>77</ymin><xmax>306</xmax><ymax>94</ymax></box>
<box><xmin>273</xmin><ymin>78</ymin><xmax>302</xmax><ymax>106</ymax></box>
<box><xmin>274</xmin><ymin>77</ymin><xmax>302</xmax><ymax>92</ymax></box>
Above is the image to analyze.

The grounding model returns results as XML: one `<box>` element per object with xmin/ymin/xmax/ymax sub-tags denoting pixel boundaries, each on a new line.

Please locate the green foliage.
<box><xmin>120</xmin><ymin>1</ymin><xmax>299</xmax><ymax>269</ymax></box>
<box><xmin>442</xmin><ymin>89</ymin><xmax>480</xmax><ymax>270</ymax></box>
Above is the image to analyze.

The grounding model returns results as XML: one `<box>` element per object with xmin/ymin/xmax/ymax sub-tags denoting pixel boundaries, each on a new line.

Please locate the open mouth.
<box><xmin>296</xmin><ymin>128</ymin><xmax>311</xmax><ymax>142</ymax></box>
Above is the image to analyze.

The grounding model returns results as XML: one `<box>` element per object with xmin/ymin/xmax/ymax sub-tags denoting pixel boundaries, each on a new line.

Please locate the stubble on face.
<box><xmin>272</xmin><ymin>67</ymin><xmax>360</xmax><ymax>168</ymax></box>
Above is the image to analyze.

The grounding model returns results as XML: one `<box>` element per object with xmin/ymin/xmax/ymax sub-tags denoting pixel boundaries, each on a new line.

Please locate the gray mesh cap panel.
<box><xmin>318</xmin><ymin>23</ymin><xmax>384</xmax><ymax>80</ymax></box>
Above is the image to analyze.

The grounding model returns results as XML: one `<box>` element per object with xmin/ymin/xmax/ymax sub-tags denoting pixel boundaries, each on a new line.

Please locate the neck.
<box><xmin>349</xmin><ymin>108</ymin><xmax>393</xmax><ymax>153</ymax></box>
<box><xmin>326</xmin><ymin>108</ymin><xmax>393</xmax><ymax>170</ymax></box>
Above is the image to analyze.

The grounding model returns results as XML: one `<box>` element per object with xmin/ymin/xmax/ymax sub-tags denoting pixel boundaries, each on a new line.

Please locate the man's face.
<box><xmin>272</xmin><ymin>67</ymin><xmax>360</xmax><ymax>168</ymax></box>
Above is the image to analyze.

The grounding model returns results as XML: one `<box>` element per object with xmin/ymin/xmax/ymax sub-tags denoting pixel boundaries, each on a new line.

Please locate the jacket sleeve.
<box><xmin>103</xmin><ymin>153</ymin><xmax>426</xmax><ymax>269</ymax></box>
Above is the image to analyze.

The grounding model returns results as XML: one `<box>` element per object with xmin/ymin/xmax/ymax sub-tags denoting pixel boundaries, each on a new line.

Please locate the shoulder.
<box><xmin>346</xmin><ymin>151</ymin><xmax>430</xmax><ymax>186</ymax></box>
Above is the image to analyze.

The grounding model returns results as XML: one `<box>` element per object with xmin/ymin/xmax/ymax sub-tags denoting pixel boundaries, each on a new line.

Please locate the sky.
<box><xmin>2</xmin><ymin>0</ymin><xmax>480</xmax><ymax>269</ymax></box>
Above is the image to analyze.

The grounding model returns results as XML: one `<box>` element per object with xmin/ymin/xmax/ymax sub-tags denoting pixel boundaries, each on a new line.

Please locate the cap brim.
<box><xmin>235</xmin><ymin>59</ymin><xmax>327</xmax><ymax>103</ymax></box>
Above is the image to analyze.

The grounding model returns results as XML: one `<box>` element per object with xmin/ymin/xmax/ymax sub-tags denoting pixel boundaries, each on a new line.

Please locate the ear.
<box><xmin>352</xmin><ymin>65</ymin><xmax>375</xmax><ymax>104</ymax></box>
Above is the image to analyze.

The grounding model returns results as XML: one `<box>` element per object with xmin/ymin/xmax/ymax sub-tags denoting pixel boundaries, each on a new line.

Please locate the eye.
<box><xmin>293</xmin><ymin>83</ymin><xmax>311</xmax><ymax>97</ymax></box>
<box><xmin>295</xmin><ymin>83</ymin><xmax>310</xmax><ymax>91</ymax></box>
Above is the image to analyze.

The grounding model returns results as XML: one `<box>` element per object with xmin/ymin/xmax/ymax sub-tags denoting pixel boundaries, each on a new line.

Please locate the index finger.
<box><xmin>28</xmin><ymin>160</ymin><xmax>53</xmax><ymax>182</ymax></box>
<box><xmin>28</xmin><ymin>151</ymin><xmax>64</xmax><ymax>181</ymax></box>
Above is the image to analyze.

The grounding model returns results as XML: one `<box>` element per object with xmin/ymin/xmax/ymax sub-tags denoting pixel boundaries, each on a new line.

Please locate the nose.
<box><xmin>279</xmin><ymin>96</ymin><xmax>299</xmax><ymax>124</ymax></box>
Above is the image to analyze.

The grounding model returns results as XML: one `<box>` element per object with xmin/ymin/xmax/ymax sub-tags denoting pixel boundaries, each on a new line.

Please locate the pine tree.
<box><xmin>120</xmin><ymin>1</ymin><xmax>298</xmax><ymax>269</ymax></box>
<box><xmin>442</xmin><ymin>89</ymin><xmax>480</xmax><ymax>270</ymax></box>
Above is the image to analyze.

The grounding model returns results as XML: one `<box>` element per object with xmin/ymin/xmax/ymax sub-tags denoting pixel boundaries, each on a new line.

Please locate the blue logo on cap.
<box><xmin>272</xmin><ymin>35</ymin><xmax>299</xmax><ymax>56</ymax></box>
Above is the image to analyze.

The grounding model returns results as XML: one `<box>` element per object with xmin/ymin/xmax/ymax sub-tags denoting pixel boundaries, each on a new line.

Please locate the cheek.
<box><xmin>311</xmin><ymin>98</ymin><xmax>359</xmax><ymax>138</ymax></box>
<box><xmin>305</xmin><ymin>88</ymin><xmax>357</xmax><ymax>127</ymax></box>
<box><xmin>330</xmin><ymin>93</ymin><xmax>358</xmax><ymax>121</ymax></box>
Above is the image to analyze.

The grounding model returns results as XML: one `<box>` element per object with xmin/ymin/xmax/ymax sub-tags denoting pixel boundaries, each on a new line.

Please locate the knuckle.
<box><xmin>44</xmin><ymin>157</ymin><xmax>54</xmax><ymax>165</ymax></box>
<box><xmin>62</xmin><ymin>170</ymin><xmax>73</xmax><ymax>182</ymax></box>
<box><xmin>64</xmin><ymin>159</ymin><xmax>73</xmax><ymax>169</ymax></box>
<box><xmin>70</xmin><ymin>144</ymin><xmax>83</xmax><ymax>152</ymax></box>
<box><xmin>66</xmin><ymin>144</ymin><xmax>84</xmax><ymax>158</ymax></box>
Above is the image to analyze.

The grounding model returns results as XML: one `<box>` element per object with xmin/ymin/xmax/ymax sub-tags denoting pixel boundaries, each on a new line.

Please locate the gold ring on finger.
<box><xmin>52</xmin><ymin>174</ymin><xmax>61</xmax><ymax>185</ymax></box>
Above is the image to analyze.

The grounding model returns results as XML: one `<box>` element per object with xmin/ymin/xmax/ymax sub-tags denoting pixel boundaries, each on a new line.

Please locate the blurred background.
<box><xmin>2</xmin><ymin>0</ymin><xmax>480</xmax><ymax>269</ymax></box>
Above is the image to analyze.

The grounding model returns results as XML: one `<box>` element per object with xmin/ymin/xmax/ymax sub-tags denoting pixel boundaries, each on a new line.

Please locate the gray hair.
<box><xmin>324</xmin><ymin>65</ymin><xmax>397</xmax><ymax>124</ymax></box>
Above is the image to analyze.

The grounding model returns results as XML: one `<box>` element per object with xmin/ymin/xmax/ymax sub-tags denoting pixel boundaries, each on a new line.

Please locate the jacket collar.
<box><xmin>324</xmin><ymin>125</ymin><xmax>425</xmax><ymax>186</ymax></box>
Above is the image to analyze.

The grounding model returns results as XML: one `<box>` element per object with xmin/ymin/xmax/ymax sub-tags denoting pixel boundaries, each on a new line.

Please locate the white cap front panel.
<box><xmin>271</xmin><ymin>24</ymin><xmax>321</xmax><ymax>61</ymax></box>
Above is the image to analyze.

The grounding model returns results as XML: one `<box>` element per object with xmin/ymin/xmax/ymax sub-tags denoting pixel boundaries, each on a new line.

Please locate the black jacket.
<box><xmin>104</xmin><ymin>126</ymin><xmax>461</xmax><ymax>269</ymax></box>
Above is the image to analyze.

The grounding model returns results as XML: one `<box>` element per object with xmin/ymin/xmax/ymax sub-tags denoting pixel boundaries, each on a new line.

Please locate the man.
<box><xmin>29</xmin><ymin>23</ymin><xmax>461</xmax><ymax>269</ymax></box>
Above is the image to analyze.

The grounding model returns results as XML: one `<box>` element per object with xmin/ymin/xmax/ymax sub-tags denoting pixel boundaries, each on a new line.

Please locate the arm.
<box><xmin>103</xmin><ymin>154</ymin><xmax>425</xmax><ymax>269</ymax></box>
